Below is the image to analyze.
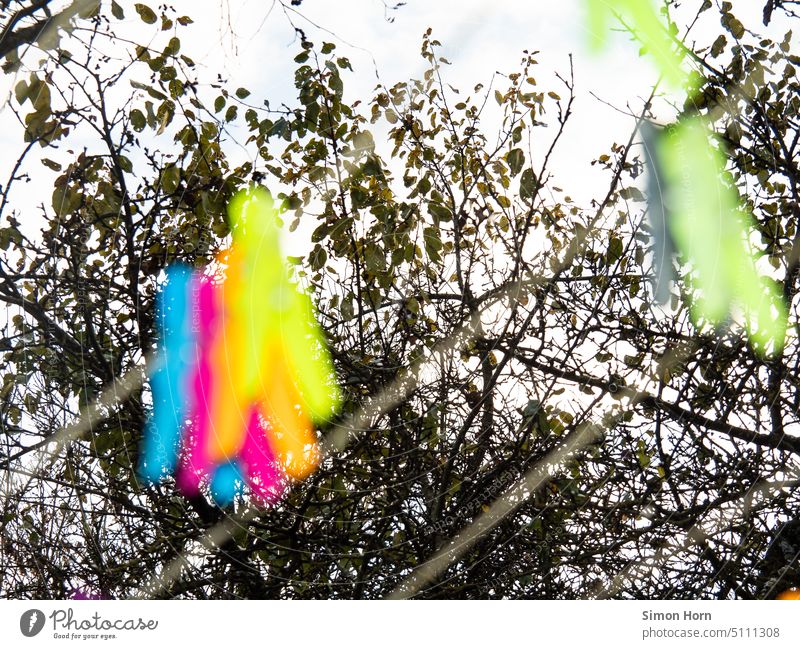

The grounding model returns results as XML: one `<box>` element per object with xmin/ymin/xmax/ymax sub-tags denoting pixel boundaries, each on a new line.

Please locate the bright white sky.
<box><xmin>0</xmin><ymin>0</ymin><xmax>793</xmax><ymax>250</ymax></box>
<box><xmin>164</xmin><ymin>0</ymin><xmax>792</xmax><ymax>207</ymax></box>
<box><xmin>172</xmin><ymin>0</ymin><xmax>660</xmax><ymax>217</ymax></box>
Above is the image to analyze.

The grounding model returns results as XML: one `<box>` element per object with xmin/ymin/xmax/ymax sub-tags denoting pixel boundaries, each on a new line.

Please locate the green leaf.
<box><xmin>429</xmin><ymin>203</ymin><xmax>452</xmax><ymax>223</ymax></box>
<box><xmin>130</xmin><ymin>80</ymin><xmax>166</xmax><ymax>101</ymax></box>
<box><xmin>423</xmin><ymin>226</ymin><xmax>442</xmax><ymax>263</ymax></box>
<box><xmin>52</xmin><ymin>184</ymin><xmax>81</xmax><ymax>216</ymax></box>
<box><xmin>520</xmin><ymin>168</ymin><xmax>539</xmax><ymax>201</ymax></box>
<box><xmin>166</xmin><ymin>37</ymin><xmax>181</xmax><ymax>55</ymax></box>
<box><xmin>607</xmin><ymin>236</ymin><xmax>623</xmax><ymax>264</ymax></box>
<box><xmin>161</xmin><ymin>165</ymin><xmax>180</xmax><ymax>193</ymax></box>
<box><xmin>636</xmin><ymin>439</ymin><xmax>651</xmax><ymax>468</ymax></box>
<box><xmin>111</xmin><ymin>1</ymin><xmax>124</xmax><ymax>20</ymax></box>
<box><xmin>624</xmin><ymin>353</ymin><xmax>644</xmax><ymax>368</ymax></box>
<box><xmin>507</xmin><ymin>148</ymin><xmax>524</xmax><ymax>176</ymax></box>
<box><xmin>710</xmin><ymin>34</ymin><xmax>727</xmax><ymax>58</ymax></box>
<box><xmin>310</xmin><ymin>244</ymin><xmax>327</xmax><ymax>271</ymax></box>
<box><xmin>364</xmin><ymin>243</ymin><xmax>386</xmax><ymax>274</ymax></box>
<box><xmin>117</xmin><ymin>155</ymin><xmax>133</xmax><ymax>173</ymax></box>
<box><xmin>225</xmin><ymin>105</ymin><xmax>238</xmax><ymax>122</ymax></box>
<box><xmin>235</xmin><ymin>87</ymin><xmax>251</xmax><ymax>100</ymax></box>
<box><xmin>168</xmin><ymin>78</ymin><xmax>184</xmax><ymax>99</ymax></box>
<box><xmin>130</xmin><ymin>108</ymin><xmax>146</xmax><ymax>131</ymax></box>
<box><xmin>14</xmin><ymin>80</ymin><xmax>28</xmax><ymax>104</ymax></box>
<box><xmin>27</xmin><ymin>78</ymin><xmax>50</xmax><ymax>111</ymax></box>
<box><xmin>214</xmin><ymin>95</ymin><xmax>226</xmax><ymax>113</ymax></box>
<box><xmin>0</xmin><ymin>229</ymin><xmax>12</xmax><ymax>251</ymax></box>
<box><xmin>134</xmin><ymin>3</ymin><xmax>157</xmax><ymax>24</ymax></box>
<box><xmin>8</xmin><ymin>405</ymin><xmax>21</xmax><ymax>425</ymax></box>
<box><xmin>721</xmin><ymin>12</ymin><xmax>745</xmax><ymax>39</ymax></box>
<box><xmin>619</xmin><ymin>186</ymin><xmax>645</xmax><ymax>201</ymax></box>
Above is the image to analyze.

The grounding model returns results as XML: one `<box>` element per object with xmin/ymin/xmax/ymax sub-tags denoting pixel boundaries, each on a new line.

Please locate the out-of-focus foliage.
<box><xmin>1</xmin><ymin>1</ymin><xmax>799</xmax><ymax>599</ymax></box>
<box><xmin>588</xmin><ymin>0</ymin><xmax>788</xmax><ymax>355</ymax></box>
<box><xmin>586</xmin><ymin>0</ymin><xmax>685</xmax><ymax>86</ymax></box>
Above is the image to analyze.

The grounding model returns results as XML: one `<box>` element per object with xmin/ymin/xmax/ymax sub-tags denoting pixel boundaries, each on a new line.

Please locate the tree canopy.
<box><xmin>1</xmin><ymin>0</ymin><xmax>800</xmax><ymax>599</ymax></box>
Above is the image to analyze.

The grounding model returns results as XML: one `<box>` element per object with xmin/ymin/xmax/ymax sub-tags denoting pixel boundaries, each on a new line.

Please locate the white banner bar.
<box><xmin>1</xmin><ymin>600</ymin><xmax>798</xmax><ymax>648</ymax></box>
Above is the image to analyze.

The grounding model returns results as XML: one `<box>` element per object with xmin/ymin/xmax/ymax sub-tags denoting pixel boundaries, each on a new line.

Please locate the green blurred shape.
<box><xmin>655</xmin><ymin>118</ymin><xmax>787</xmax><ymax>355</ymax></box>
<box><xmin>227</xmin><ymin>185</ymin><xmax>341</xmax><ymax>421</ymax></box>
<box><xmin>585</xmin><ymin>1</ymin><xmax>787</xmax><ymax>355</ymax></box>
<box><xmin>585</xmin><ymin>0</ymin><xmax>685</xmax><ymax>88</ymax></box>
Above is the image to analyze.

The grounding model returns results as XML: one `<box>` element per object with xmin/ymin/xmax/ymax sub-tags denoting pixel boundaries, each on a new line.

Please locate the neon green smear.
<box><xmin>656</xmin><ymin>118</ymin><xmax>787</xmax><ymax>355</ymax></box>
<box><xmin>226</xmin><ymin>186</ymin><xmax>341</xmax><ymax>420</ymax></box>
<box><xmin>585</xmin><ymin>0</ymin><xmax>685</xmax><ymax>88</ymax></box>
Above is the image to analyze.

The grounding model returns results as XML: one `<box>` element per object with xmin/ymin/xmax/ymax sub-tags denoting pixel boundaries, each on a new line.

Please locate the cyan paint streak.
<box><xmin>209</xmin><ymin>459</ymin><xmax>245</xmax><ymax>507</ymax></box>
<box><xmin>138</xmin><ymin>264</ymin><xmax>195</xmax><ymax>483</ymax></box>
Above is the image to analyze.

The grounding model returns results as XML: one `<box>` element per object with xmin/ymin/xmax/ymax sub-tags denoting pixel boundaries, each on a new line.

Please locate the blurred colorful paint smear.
<box><xmin>138</xmin><ymin>186</ymin><xmax>340</xmax><ymax>505</ymax></box>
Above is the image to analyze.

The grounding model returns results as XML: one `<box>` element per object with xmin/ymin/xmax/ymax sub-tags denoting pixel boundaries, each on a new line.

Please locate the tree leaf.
<box><xmin>134</xmin><ymin>3</ymin><xmax>157</xmax><ymax>24</ymax></box>
<box><xmin>520</xmin><ymin>168</ymin><xmax>539</xmax><ymax>201</ymax></box>
<box><xmin>40</xmin><ymin>158</ymin><xmax>61</xmax><ymax>171</ymax></box>
<box><xmin>710</xmin><ymin>34</ymin><xmax>727</xmax><ymax>58</ymax></box>
<box><xmin>721</xmin><ymin>12</ymin><xmax>745</xmax><ymax>39</ymax></box>
<box><xmin>161</xmin><ymin>165</ymin><xmax>180</xmax><ymax>193</ymax></box>
<box><xmin>607</xmin><ymin>236</ymin><xmax>623</xmax><ymax>263</ymax></box>
<box><xmin>619</xmin><ymin>186</ymin><xmax>645</xmax><ymax>201</ymax></box>
<box><xmin>423</xmin><ymin>227</ymin><xmax>442</xmax><ymax>263</ymax></box>
<box><xmin>507</xmin><ymin>148</ymin><xmax>524</xmax><ymax>176</ymax></box>
<box><xmin>130</xmin><ymin>108</ymin><xmax>146</xmax><ymax>131</ymax></box>
<box><xmin>111</xmin><ymin>1</ymin><xmax>124</xmax><ymax>20</ymax></box>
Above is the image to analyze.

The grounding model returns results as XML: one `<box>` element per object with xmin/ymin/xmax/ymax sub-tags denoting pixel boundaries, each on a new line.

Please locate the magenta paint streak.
<box><xmin>176</xmin><ymin>273</ymin><xmax>217</xmax><ymax>495</ymax></box>
<box><xmin>70</xmin><ymin>588</ymin><xmax>105</xmax><ymax>600</ymax></box>
<box><xmin>240</xmin><ymin>407</ymin><xmax>284</xmax><ymax>505</ymax></box>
